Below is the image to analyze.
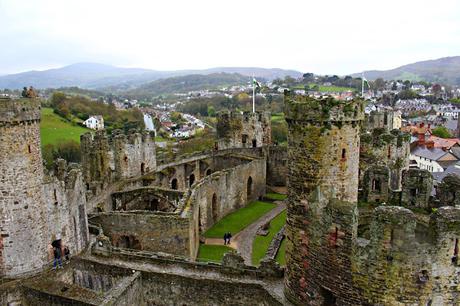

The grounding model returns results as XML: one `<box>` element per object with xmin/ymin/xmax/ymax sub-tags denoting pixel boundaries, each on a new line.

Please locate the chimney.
<box><xmin>426</xmin><ymin>141</ymin><xmax>434</xmax><ymax>149</ymax></box>
<box><xmin>428</xmin><ymin>123</ymin><xmax>431</xmax><ymax>129</ymax></box>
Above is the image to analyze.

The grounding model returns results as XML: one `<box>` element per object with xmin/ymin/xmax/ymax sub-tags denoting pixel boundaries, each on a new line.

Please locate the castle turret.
<box><xmin>283</xmin><ymin>92</ymin><xmax>364</xmax><ymax>304</ymax></box>
<box><xmin>0</xmin><ymin>98</ymin><xmax>49</xmax><ymax>276</ymax></box>
<box><xmin>216</xmin><ymin>111</ymin><xmax>271</xmax><ymax>150</ymax></box>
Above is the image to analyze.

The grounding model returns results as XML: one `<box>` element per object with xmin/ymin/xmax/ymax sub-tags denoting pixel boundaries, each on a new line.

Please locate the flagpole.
<box><xmin>252</xmin><ymin>75</ymin><xmax>255</xmax><ymax>113</ymax></box>
<box><xmin>361</xmin><ymin>72</ymin><xmax>364</xmax><ymax>97</ymax></box>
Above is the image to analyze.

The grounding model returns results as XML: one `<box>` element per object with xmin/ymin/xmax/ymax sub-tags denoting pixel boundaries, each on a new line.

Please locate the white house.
<box><xmin>410</xmin><ymin>146</ymin><xmax>458</xmax><ymax>173</ymax></box>
<box><xmin>83</xmin><ymin>115</ymin><xmax>104</xmax><ymax>130</ymax></box>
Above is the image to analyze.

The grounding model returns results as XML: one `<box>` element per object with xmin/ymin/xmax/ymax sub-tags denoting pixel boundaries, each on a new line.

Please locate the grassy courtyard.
<box><xmin>197</xmin><ymin>244</ymin><xmax>234</xmax><ymax>263</ymax></box>
<box><xmin>264</xmin><ymin>193</ymin><xmax>287</xmax><ymax>201</ymax></box>
<box><xmin>251</xmin><ymin>210</ymin><xmax>286</xmax><ymax>265</ymax></box>
<box><xmin>40</xmin><ymin>108</ymin><xmax>89</xmax><ymax>146</ymax></box>
<box><xmin>275</xmin><ymin>239</ymin><xmax>286</xmax><ymax>266</ymax></box>
<box><xmin>204</xmin><ymin>201</ymin><xmax>276</xmax><ymax>238</ymax></box>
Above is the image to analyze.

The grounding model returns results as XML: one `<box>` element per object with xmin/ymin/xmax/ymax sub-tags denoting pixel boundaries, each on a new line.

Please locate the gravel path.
<box><xmin>233</xmin><ymin>201</ymin><xmax>286</xmax><ymax>265</ymax></box>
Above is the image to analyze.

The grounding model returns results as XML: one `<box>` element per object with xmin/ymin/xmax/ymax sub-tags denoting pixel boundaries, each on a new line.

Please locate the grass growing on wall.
<box><xmin>197</xmin><ymin>244</ymin><xmax>234</xmax><ymax>263</ymax></box>
<box><xmin>251</xmin><ymin>210</ymin><xmax>286</xmax><ymax>265</ymax></box>
<box><xmin>204</xmin><ymin>201</ymin><xmax>276</xmax><ymax>238</ymax></box>
<box><xmin>40</xmin><ymin>108</ymin><xmax>89</xmax><ymax>146</ymax></box>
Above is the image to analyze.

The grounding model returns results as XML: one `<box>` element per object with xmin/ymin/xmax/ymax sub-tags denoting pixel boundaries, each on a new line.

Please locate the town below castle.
<box><xmin>1</xmin><ymin>73</ymin><xmax>460</xmax><ymax>306</ymax></box>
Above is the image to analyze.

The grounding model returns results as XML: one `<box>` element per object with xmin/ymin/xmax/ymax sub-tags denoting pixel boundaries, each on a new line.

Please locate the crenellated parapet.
<box><xmin>0</xmin><ymin>97</ymin><xmax>41</xmax><ymax>125</ymax></box>
<box><xmin>354</xmin><ymin>205</ymin><xmax>460</xmax><ymax>305</ymax></box>
<box><xmin>284</xmin><ymin>91</ymin><xmax>364</xmax><ymax>124</ymax></box>
<box><xmin>216</xmin><ymin>110</ymin><xmax>271</xmax><ymax>150</ymax></box>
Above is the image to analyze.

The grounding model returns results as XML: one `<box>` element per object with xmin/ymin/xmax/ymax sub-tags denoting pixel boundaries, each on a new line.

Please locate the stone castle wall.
<box><xmin>216</xmin><ymin>111</ymin><xmax>271</xmax><ymax>150</ymax></box>
<box><xmin>283</xmin><ymin>92</ymin><xmax>365</xmax><ymax>305</ymax></box>
<box><xmin>0</xmin><ymin>98</ymin><xmax>50</xmax><ymax>277</ymax></box>
<box><xmin>43</xmin><ymin>160</ymin><xmax>89</xmax><ymax>255</ymax></box>
<box><xmin>81</xmin><ymin>129</ymin><xmax>156</xmax><ymax>205</ymax></box>
<box><xmin>360</xmin><ymin>128</ymin><xmax>411</xmax><ymax>191</ymax></box>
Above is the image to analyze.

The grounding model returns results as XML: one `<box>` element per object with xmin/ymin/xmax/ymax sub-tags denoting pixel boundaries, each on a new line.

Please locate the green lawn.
<box><xmin>264</xmin><ymin>193</ymin><xmax>287</xmax><ymax>201</ymax></box>
<box><xmin>271</xmin><ymin>114</ymin><xmax>285</xmax><ymax>123</ymax></box>
<box><xmin>197</xmin><ymin>244</ymin><xmax>234</xmax><ymax>263</ymax></box>
<box><xmin>204</xmin><ymin>201</ymin><xmax>276</xmax><ymax>238</ymax></box>
<box><xmin>251</xmin><ymin>210</ymin><xmax>286</xmax><ymax>265</ymax></box>
<box><xmin>275</xmin><ymin>238</ymin><xmax>286</xmax><ymax>266</ymax></box>
<box><xmin>40</xmin><ymin>108</ymin><xmax>89</xmax><ymax>146</ymax></box>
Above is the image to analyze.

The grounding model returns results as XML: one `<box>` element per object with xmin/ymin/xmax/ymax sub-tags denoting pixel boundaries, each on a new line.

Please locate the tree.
<box><xmin>50</xmin><ymin>91</ymin><xmax>66</xmax><ymax>107</ymax></box>
<box><xmin>207</xmin><ymin>105</ymin><xmax>216</xmax><ymax>117</ymax></box>
<box><xmin>432</xmin><ymin>126</ymin><xmax>452</xmax><ymax>139</ymax></box>
<box><xmin>432</xmin><ymin>84</ymin><xmax>442</xmax><ymax>97</ymax></box>
<box><xmin>374</xmin><ymin>78</ymin><xmax>385</xmax><ymax>91</ymax></box>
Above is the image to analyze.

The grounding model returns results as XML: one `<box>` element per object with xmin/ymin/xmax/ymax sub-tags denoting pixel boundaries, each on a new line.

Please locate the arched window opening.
<box><xmin>252</xmin><ymin>139</ymin><xmax>257</xmax><ymax>148</ymax></box>
<box><xmin>206</xmin><ymin>169</ymin><xmax>212</xmax><ymax>176</ymax></box>
<box><xmin>453</xmin><ymin>238</ymin><xmax>459</xmax><ymax>264</ymax></box>
<box><xmin>141</xmin><ymin>163</ymin><xmax>145</xmax><ymax>175</ymax></box>
<box><xmin>189</xmin><ymin>174</ymin><xmax>195</xmax><ymax>187</ymax></box>
<box><xmin>171</xmin><ymin>178</ymin><xmax>178</xmax><ymax>190</ymax></box>
<box><xmin>341</xmin><ymin>148</ymin><xmax>346</xmax><ymax>160</ymax></box>
<box><xmin>247</xmin><ymin>176</ymin><xmax>253</xmax><ymax>197</ymax></box>
<box><xmin>212</xmin><ymin>193</ymin><xmax>218</xmax><ymax>222</ymax></box>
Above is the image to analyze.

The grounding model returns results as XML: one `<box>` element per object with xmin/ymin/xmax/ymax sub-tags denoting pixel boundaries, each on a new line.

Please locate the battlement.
<box><xmin>0</xmin><ymin>98</ymin><xmax>41</xmax><ymax>124</ymax></box>
<box><xmin>216</xmin><ymin>110</ymin><xmax>271</xmax><ymax>150</ymax></box>
<box><xmin>284</xmin><ymin>90</ymin><xmax>364</xmax><ymax>122</ymax></box>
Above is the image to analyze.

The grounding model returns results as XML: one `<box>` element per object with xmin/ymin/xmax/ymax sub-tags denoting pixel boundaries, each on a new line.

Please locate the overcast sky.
<box><xmin>0</xmin><ymin>0</ymin><xmax>459</xmax><ymax>75</ymax></box>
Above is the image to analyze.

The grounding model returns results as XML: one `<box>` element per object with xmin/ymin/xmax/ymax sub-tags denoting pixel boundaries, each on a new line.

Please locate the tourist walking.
<box><xmin>226</xmin><ymin>232</ymin><xmax>232</xmax><ymax>245</ymax></box>
<box><xmin>223</xmin><ymin>232</ymin><xmax>228</xmax><ymax>245</ymax></box>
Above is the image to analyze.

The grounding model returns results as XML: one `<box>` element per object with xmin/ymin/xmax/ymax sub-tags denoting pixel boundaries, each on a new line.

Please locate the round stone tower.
<box><xmin>0</xmin><ymin>98</ymin><xmax>49</xmax><ymax>277</ymax></box>
<box><xmin>283</xmin><ymin>91</ymin><xmax>364</xmax><ymax>305</ymax></box>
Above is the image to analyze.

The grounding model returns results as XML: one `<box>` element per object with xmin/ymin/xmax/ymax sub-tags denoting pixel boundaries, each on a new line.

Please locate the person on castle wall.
<box><xmin>21</xmin><ymin>86</ymin><xmax>38</xmax><ymax>98</ymax></box>
<box><xmin>64</xmin><ymin>245</ymin><xmax>70</xmax><ymax>262</ymax></box>
<box><xmin>53</xmin><ymin>246</ymin><xmax>63</xmax><ymax>269</ymax></box>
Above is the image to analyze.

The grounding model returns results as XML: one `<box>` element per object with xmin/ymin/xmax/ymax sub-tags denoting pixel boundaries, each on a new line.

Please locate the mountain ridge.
<box><xmin>0</xmin><ymin>63</ymin><xmax>302</xmax><ymax>90</ymax></box>
<box><xmin>352</xmin><ymin>56</ymin><xmax>460</xmax><ymax>85</ymax></box>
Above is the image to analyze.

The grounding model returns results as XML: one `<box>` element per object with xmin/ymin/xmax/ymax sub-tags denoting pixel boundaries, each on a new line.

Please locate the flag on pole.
<box><xmin>363</xmin><ymin>77</ymin><xmax>371</xmax><ymax>89</ymax></box>
<box><xmin>253</xmin><ymin>78</ymin><xmax>261</xmax><ymax>91</ymax></box>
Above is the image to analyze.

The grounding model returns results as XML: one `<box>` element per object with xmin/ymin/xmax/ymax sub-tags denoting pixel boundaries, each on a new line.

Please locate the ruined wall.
<box><xmin>191</xmin><ymin>156</ymin><xmax>266</xmax><ymax>232</ymax></box>
<box><xmin>283</xmin><ymin>92</ymin><xmax>364</xmax><ymax>305</ymax></box>
<box><xmin>267</xmin><ymin>146</ymin><xmax>288</xmax><ymax>186</ymax></box>
<box><xmin>0</xmin><ymin>98</ymin><xmax>49</xmax><ymax>277</ymax></box>
<box><xmin>43</xmin><ymin>159</ymin><xmax>89</xmax><ymax>257</ymax></box>
<box><xmin>141</xmin><ymin>271</ymin><xmax>281</xmax><ymax>306</ymax></box>
<box><xmin>362</xmin><ymin>165</ymin><xmax>390</xmax><ymax>204</ymax></box>
<box><xmin>401</xmin><ymin>168</ymin><xmax>433</xmax><ymax>208</ymax></box>
<box><xmin>437</xmin><ymin>174</ymin><xmax>460</xmax><ymax>206</ymax></box>
<box><xmin>111</xmin><ymin>187</ymin><xmax>182</xmax><ymax>212</ymax></box>
<box><xmin>89</xmin><ymin>212</ymin><xmax>192</xmax><ymax>257</ymax></box>
<box><xmin>216</xmin><ymin>111</ymin><xmax>271</xmax><ymax>150</ymax></box>
<box><xmin>360</xmin><ymin>128</ymin><xmax>410</xmax><ymax>191</ymax></box>
<box><xmin>354</xmin><ymin>206</ymin><xmax>460</xmax><ymax>305</ymax></box>
<box><xmin>81</xmin><ymin>129</ymin><xmax>156</xmax><ymax>206</ymax></box>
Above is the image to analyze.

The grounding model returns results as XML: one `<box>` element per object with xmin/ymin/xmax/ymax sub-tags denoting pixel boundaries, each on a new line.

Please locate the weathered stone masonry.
<box><xmin>284</xmin><ymin>92</ymin><xmax>364</xmax><ymax>305</ymax></box>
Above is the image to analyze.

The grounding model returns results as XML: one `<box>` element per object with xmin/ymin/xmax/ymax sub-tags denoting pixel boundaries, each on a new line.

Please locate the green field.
<box><xmin>291</xmin><ymin>84</ymin><xmax>354</xmax><ymax>93</ymax></box>
<box><xmin>275</xmin><ymin>239</ymin><xmax>286</xmax><ymax>266</ymax></box>
<box><xmin>40</xmin><ymin>108</ymin><xmax>89</xmax><ymax>146</ymax></box>
<box><xmin>251</xmin><ymin>210</ymin><xmax>286</xmax><ymax>265</ymax></box>
<box><xmin>264</xmin><ymin>193</ymin><xmax>287</xmax><ymax>201</ymax></box>
<box><xmin>197</xmin><ymin>244</ymin><xmax>234</xmax><ymax>263</ymax></box>
<box><xmin>204</xmin><ymin>201</ymin><xmax>276</xmax><ymax>238</ymax></box>
<box><xmin>271</xmin><ymin>113</ymin><xmax>285</xmax><ymax>123</ymax></box>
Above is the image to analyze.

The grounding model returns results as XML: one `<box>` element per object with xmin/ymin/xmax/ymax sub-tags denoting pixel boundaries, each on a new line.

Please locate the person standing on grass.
<box><xmin>223</xmin><ymin>232</ymin><xmax>228</xmax><ymax>245</ymax></box>
<box><xmin>227</xmin><ymin>232</ymin><xmax>232</xmax><ymax>245</ymax></box>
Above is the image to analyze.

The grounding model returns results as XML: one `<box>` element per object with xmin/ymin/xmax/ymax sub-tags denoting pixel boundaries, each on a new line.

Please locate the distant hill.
<box><xmin>122</xmin><ymin>73</ymin><xmax>250</xmax><ymax>99</ymax></box>
<box><xmin>353</xmin><ymin>56</ymin><xmax>460</xmax><ymax>85</ymax></box>
<box><xmin>0</xmin><ymin>63</ymin><xmax>302</xmax><ymax>90</ymax></box>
